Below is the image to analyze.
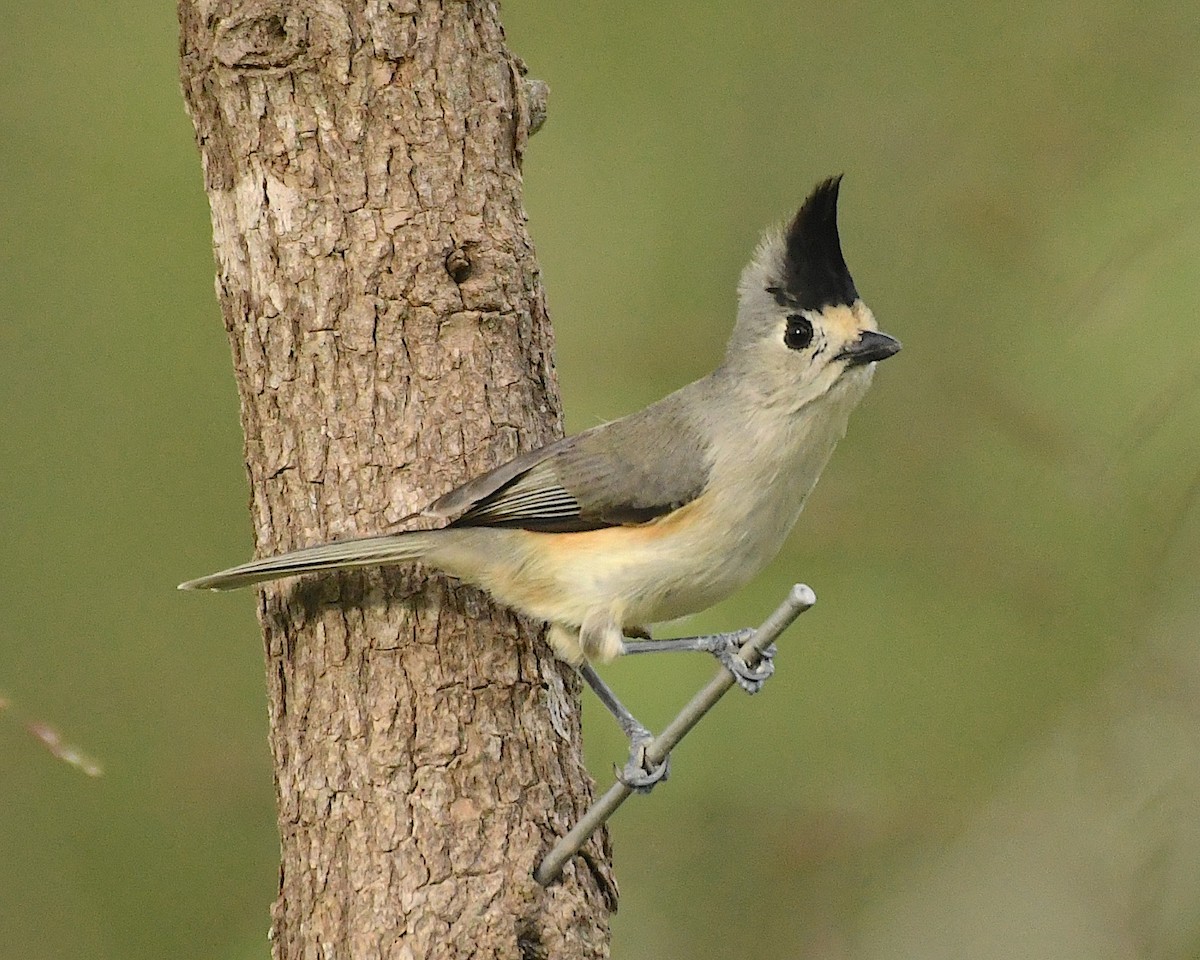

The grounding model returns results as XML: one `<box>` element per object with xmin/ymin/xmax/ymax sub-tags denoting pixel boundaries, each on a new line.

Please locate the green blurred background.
<box><xmin>2</xmin><ymin>2</ymin><xmax>1198</xmax><ymax>957</ymax></box>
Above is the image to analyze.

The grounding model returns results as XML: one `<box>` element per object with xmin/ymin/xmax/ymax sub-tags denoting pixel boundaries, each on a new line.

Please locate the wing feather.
<box><xmin>425</xmin><ymin>393</ymin><xmax>710</xmax><ymax>533</ymax></box>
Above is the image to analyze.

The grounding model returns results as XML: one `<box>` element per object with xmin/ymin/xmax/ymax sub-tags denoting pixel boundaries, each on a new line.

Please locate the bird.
<box><xmin>180</xmin><ymin>175</ymin><xmax>900</xmax><ymax>787</ymax></box>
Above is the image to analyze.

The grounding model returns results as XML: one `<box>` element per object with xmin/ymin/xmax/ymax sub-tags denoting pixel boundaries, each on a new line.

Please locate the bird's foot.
<box><xmin>615</xmin><ymin>727</ymin><xmax>670</xmax><ymax>793</ymax></box>
<box><xmin>578</xmin><ymin>663</ymin><xmax>670</xmax><ymax>792</ymax></box>
<box><xmin>620</xmin><ymin>628</ymin><xmax>777</xmax><ymax>693</ymax></box>
<box><xmin>697</xmin><ymin>630</ymin><xmax>776</xmax><ymax>693</ymax></box>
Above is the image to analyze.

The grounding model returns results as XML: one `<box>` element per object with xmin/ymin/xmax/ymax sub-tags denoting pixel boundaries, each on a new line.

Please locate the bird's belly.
<box><xmin>502</xmin><ymin>490</ymin><xmax>796</xmax><ymax>629</ymax></box>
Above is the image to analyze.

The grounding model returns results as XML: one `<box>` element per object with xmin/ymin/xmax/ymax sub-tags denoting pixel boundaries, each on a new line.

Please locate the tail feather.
<box><xmin>178</xmin><ymin>532</ymin><xmax>438</xmax><ymax>592</ymax></box>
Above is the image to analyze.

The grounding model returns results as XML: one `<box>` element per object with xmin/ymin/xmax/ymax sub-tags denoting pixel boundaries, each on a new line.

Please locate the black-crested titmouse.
<box><xmin>181</xmin><ymin>176</ymin><xmax>899</xmax><ymax>785</ymax></box>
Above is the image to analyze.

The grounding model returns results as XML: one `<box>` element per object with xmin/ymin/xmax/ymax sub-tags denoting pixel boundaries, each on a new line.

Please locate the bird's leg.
<box><xmin>621</xmin><ymin>629</ymin><xmax>776</xmax><ymax>694</ymax></box>
<box><xmin>578</xmin><ymin>663</ymin><xmax>670</xmax><ymax>792</ymax></box>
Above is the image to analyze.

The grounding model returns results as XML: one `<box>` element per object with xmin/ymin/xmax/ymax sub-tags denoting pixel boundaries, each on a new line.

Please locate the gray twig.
<box><xmin>534</xmin><ymin>583</ymin><xmax>817</xmax><ymax>886</ymax></box>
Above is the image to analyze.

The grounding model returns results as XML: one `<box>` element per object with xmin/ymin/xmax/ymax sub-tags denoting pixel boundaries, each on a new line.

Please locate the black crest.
<box><xmin>781</xmin><ymin>175</ymin><xmax>859</xmax><ymax>311</ymax></box>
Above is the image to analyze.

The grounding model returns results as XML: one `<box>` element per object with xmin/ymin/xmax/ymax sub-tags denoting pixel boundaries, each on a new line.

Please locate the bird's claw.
<box><xmin>615</xmin><ymin>731</ymin><xmax>670</xmax><ymax>793</ymax></box>
<box><xmin>712</xmin><ymin>631</ymin><xmax>776</xmax><ymax>694</ymax></box>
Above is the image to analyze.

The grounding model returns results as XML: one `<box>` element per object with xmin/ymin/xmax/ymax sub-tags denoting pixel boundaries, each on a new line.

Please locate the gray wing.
<box><xmin>426</xmin><ymin>396</ymin><xmax>711</xmax><ymax>532</ymax></box>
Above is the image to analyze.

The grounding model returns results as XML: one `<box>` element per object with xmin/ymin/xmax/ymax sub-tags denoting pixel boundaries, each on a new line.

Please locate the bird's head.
<box><xmin>726</xmin><ymin>176</ymin><xmax>900</xmax><ymax>411</ymax></box>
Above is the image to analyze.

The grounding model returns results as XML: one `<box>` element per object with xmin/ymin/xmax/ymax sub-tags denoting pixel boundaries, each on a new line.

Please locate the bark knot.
<box><xmin>213</xmin><ymin>1</ymin><xmax>312</xmax><ymax>72</ymax></box>
<box><xmin>446</xmin><ymin>247</ymin><xmax>474</xmax><ymax>284</ymax></box>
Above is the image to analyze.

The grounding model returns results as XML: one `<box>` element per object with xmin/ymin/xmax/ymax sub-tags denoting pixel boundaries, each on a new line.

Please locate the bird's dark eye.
<box><xmin>784</xmin><ymin>314</ymin><xmax>814</xmax><ymax>350</ymax></box>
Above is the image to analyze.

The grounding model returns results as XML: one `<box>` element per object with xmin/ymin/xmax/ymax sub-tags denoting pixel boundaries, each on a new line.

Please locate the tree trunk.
<box><xmin>177</xmin><ymin>2</ymin><xmax>616</xmax><ymax>957</ymax></box>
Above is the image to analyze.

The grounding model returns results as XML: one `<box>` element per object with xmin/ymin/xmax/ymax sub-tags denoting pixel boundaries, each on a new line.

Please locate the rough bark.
<box><xmin>178</xmin><ymin>2</ymin><xmax>615</xmax><ymax>957</ymax></box>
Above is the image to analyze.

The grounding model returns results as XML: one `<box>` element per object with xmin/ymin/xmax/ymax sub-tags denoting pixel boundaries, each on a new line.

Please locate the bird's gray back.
<box><xmin>429</xmin><ymin>383</ymin><xmax>714</xmax><ymax>532</ymax></box>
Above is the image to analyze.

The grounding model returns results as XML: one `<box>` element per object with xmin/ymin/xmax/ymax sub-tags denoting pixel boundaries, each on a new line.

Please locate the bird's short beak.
<box><xmin>837</xmin><ymin>330</ymin><xmax>901</xmax><ymax>367</ymax></box>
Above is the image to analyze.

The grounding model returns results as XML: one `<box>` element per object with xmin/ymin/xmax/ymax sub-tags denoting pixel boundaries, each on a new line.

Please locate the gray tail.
<box><xmin>178</xmin><ymin>531</ymin><xmax>438</xmax><ymax>592</ymax></box>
